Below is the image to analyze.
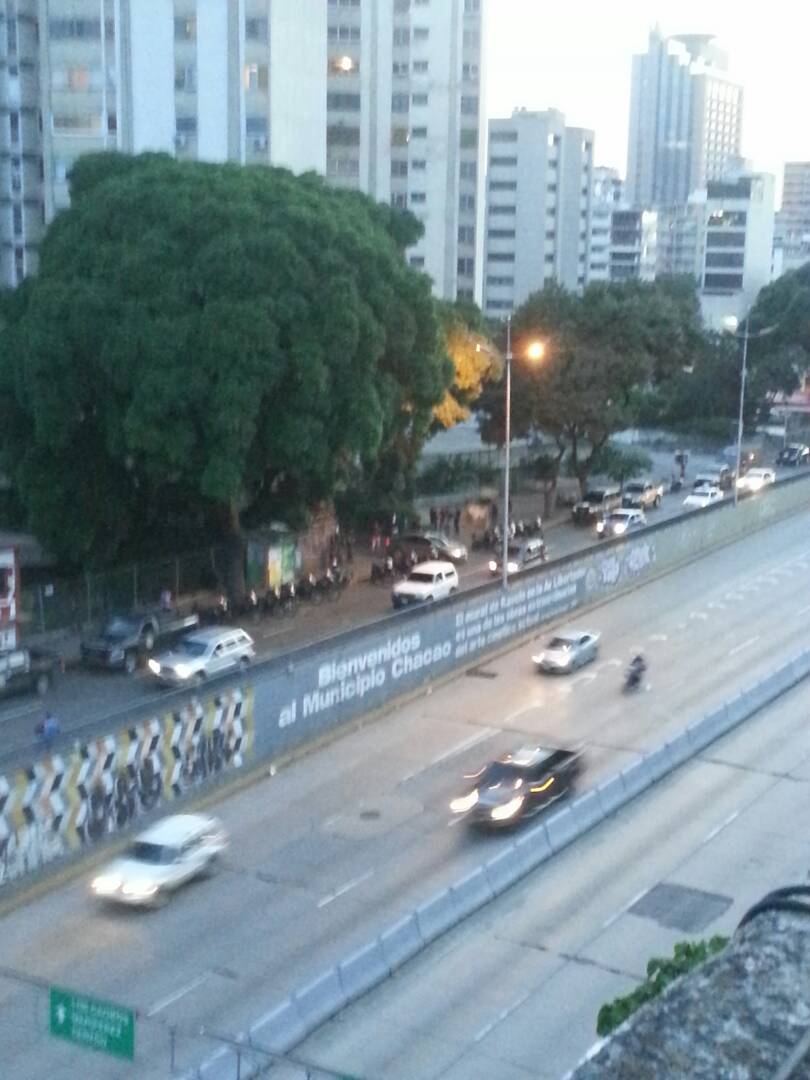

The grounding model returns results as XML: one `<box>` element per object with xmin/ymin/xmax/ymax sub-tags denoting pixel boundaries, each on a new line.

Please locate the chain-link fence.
<box><xmin>18</xmin><ymin>545</ymin><xmax>230</xmax><ymax>636</ymax></box>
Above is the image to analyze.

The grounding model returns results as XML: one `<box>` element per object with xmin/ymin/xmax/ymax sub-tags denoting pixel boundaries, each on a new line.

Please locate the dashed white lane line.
<box><xmin>728</xmin><ymin>635</ymin><xmax>760</xmax><ymax>658</ymax></box>
<box><xmin>147</xmin><ymin>974</ymin><xmax>210</xmax><ymax>1016</ymax></box>
<box><xmin>317</xmin><ymin>869</ymin><xmax>374</xmax><ymax>909</ymax></box>
<box><xmin>474</xmin><ymin>990</ymin><xmax>533</xmax><ymax>1043</ymax></box>
<box><xmin>400</xmin><ymin>728</ymin><xmax>496</xmax><ymax>784</ymax></box>
<box><xmin>558</xmin><ymin>672</ymin><xmax>598</xmax><ymax>695</ymax></box>
<box><xmin>649</xmin><ymin>633</ymin><xmax>668</xmax><ymax>642</ymax></box>
<box><xmin>795</xmin><ymin>602</ymin><xmax>810</xmax><ymax>618</ymax></box>
<box><xmin>602</xmin><ymin>886</ymin><xmax>649</xmax><ymax>930</ymax></box>
<box><xmin>702</xmin><ymin>810</ymin><xmax>739</xmax><ymax>846</ymax></box>
<box><xmin>596</xmin><ymin>658</ymin><xmax>623</xmax><ymax>671</ymax></box>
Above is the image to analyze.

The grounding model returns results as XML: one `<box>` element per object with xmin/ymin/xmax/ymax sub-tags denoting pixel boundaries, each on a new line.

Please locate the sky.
<box><xmin>486</xmin><ymin>0</ymin><xmax>809</xmax><ymax>206</ymax></box>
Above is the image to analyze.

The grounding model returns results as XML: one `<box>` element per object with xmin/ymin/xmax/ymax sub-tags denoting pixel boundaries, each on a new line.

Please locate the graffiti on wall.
<box><xmin>0</xmin><ymin>688</ymin><xmax>254</xmax><ymax>888</ymax></box>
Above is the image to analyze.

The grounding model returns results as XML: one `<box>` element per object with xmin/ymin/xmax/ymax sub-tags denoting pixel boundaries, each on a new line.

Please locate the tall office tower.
<box><xmin>775</xmin><ymin>162</ymin><xmax>810</xmax><ymax>275</ymax></box>
<box><xmin>483</xmin><ymin>108</ymin><xmax>593</xmax><ymax>318</ymax></box>
<box><xmin>1</xmin><ymin>0</ymin><xmax>43</xmax><ymax>285</ymax></box>
<box><xmin>626</xmin><ymin>28</ymin><xmax>743</xmax><ymax>209</ymax></box>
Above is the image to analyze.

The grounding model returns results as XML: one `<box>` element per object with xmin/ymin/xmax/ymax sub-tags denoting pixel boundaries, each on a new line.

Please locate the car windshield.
<box><xmin>126</xmin><ymin>841</ymin><xmax>178</xmax><ymax>865</ymax></box>
<box><xmin>583</xmin><ymin>491</ymin><xmax>605</xmax><ymax>503</ymax></box>
<box><xmin>547</xmin><ymin>637</ymin><xmax>573</xmax><ymax>650</ymax></box>
<box><xmin>625</xmin><ymin>482</ymin><xmax>643</xmax><ymax>493</ymax></box>
<box><xmin>426</xmin><ymin>533</ymin><xmax>450</xmax><ymax>545</ymax></box>
<box><xmin>176</xmin><ymin>638</ymin><xmax>209</xmax><ymax>657</ymax></box>
<box><xmin>102</xmin><ymin>617</ymin><xmax>137</xmax><ymax>638</ymax></box>
<box><xmin>607</xmin><ymin>514</ymin><xmax>628</xmax><ymax>523</ymax></box>
<box><xmin>507</xmin><ymin>544</ymin><xmax>521</xmax><ymax>557</ymax></box>
<box><xmin>479</xmin><ymin>761</ymin><xmax>523</xmax><ymax>787</ymax></box>
<box><xmin>407</xmin><ymin>572</ymin><xmax>435</xmax><ymax>584</ymax></box>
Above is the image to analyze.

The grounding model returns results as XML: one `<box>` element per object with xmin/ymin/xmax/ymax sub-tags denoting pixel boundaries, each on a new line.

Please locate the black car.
<box><xmin>394</xmin><ymin>531</ymin><xmax>468</xmax><ymax>564</ymax></box>
<box><xmin>572</xmin><ymin>488</ymin><xmax>622</xmax><ymax>525</ymax></box>
<box><xmin>449</xmin><ymin>745</ymin><xmax>584</xmax><ymax>827</ymax></box>
<box><xmin>81</xmin><ymin>609</ymin><xmax>200</xmax><ymax>674</ymax></box>
<box><xmin>777</xmin><ymin>444</ymin><xmax>810</xmax><ymax>467</ymax></box>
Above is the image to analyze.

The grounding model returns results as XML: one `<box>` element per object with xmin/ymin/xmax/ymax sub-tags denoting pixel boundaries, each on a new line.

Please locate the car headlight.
<box><xmin>148</xmin><ymin>659</ymin><xmax>161</xmax><ymax>675</ymax></box>
<box><xmin>507</xmin><ymin>561</ymin><xmax>519</xmax><ymax>573</ymax></box>
<box><xmin>174</xmin><ymin>663</ymin><xmax>192</xmax><ymax>680</ymax></box>
<box><xmin>596</xmin><ymin>522</ymin><xmax>605</xmax><ymax>533</ymax></box>
<box><xmin>92</xmin><ymin>874</ymin><xmax>122</xmax><ymax>896</ymax></box>
<box><xmin>488</xmin><ymin>560</ymin><xmax>497</xmax><ymax>572</ymax></box>
<box><xmin>450</xmin><ymin>790</ymin><xmax>479</xmax><ymax>814</ymax></box>
<box><xmin>121</xmin><ymin>881</ymin><xmax>159</xmax><ymax>899</ymax></box>
<box><xmin>109</xmin><ymin>648</ymin><xmax>124</xmax><ymax>661</ymax></box>
<box><xmin>490</xmin><ymin>795</ymin><xmax>525</xmax><ymax>821</ymax></box>
<box><xmin>613</xmin><ymin>522</ymin><xmax>627</xmax><ymax>535</ymax></box>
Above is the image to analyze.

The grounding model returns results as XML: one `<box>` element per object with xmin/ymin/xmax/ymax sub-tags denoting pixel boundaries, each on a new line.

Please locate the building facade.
<box><xmin>588</xmin><ymin>166</ymin><xmax>623</xmax><ymax>282</ymax></box>
<box><xmin>483</xmin><ymin>108</ymin><xmax>593</xmax><ymax>318</ymax></box>
<box><xmin>609</xmin><ymin>208</ymin><xmax>657</xmax><ymax>282</ymax></box>
<box><xmin>2</xmin><ymin>0</ymin><xmax>486</xmax><ymax>302</ymax></box>
<box><xmin>774</xmin><ymin>162</ymin><xmax>810</xmax><ymax>276</ymax></box>
<box><xmin>626</xmin><ymin>29</ymin><xmax>742</xmax><ymax>209</ymax></box>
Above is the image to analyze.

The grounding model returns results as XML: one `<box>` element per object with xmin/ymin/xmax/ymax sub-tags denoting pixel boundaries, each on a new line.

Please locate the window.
<box><xmin>413</xmin><ymin>60</ymin><xmax>429</xmax><ymax>74</ymax></box>
<box><xmin>545</xmin><ymin>229</ymin><xmax>555</xmax><ymax>240</ymax></box>
<box><xmin>459</xmin><ymin>128</ymin><xmax>478</xmax><ymax>149</ymax></box>
<box><xmin>489</xmin><ymin>205</ymin><xmax>516</xmax><ymax>215</ymax></box>
<box><xmin>547</xmin><ymin>184</ymin><xmax>557</xmax><ymax>193</ymax></box>
<box><xmin>411</xmin><ymin>159</ymin><xmax>427</xmax><ymax>170</ymax></box>
<box><xmin>394</xmin><ymin>0</ymin><xmax>410</xmax><ymax>10</ymax></box>
<box><xmin>328</xmin><ymin>125</ymin><xmax>360</xmax><ymax>145</ymax></box>
<box><xmin>705</xmin><ymin>252</ymin><xmax>745</xmax><ymax>269</ymax></box>
<box><xmin>410</xmin><ymin>192</ymin><xmax>427</xmax><ymax>204</ymax></box>
<box><xmin>705</xmin><ymin>231</ymin><xmax>745</xmax><ymax>248</ymax></box>
<box><xmin>545</xmin><ymin>253</ymin><xmax>555</xmax><ymax>263</ymax></box>
<box><xmin>490</xmin><ymin>180</ymin><xmax>517</xmax><ymax>191</ymax></box>
<box><xmin>488</xmin><ymin>253</ymin><xmax>515</xmax><ymax>262</ymax></box>
<box><xmin>52</xmin><ymin>113</ymin><xmax>101</xmax><ymax>133</ymax></box>
<box><xmin>9</xmin><ymin>112</ymin><xmax>19</xmax><ymax>143</ymax></box>
<box><xmin>465</xmin><ymin>0</ymin><xmax>481</xmax><ymax>11</ymax></box>
<box><xmin>48</xmin><ymin>18</ymin><xmax>102</xmax><ymax>39</ymax></box>
<box><xmin>413</xmin><ymin>27</ymin><xmax>429</xmax><ymax>41</ymax></box>
<box><xmin>488</xmin><ymin>228</ymin><xmax>515</xmax><ymax>239</ymax></box>
<box><xmin>244</xmin><ymin>63</ymin><xmax>269</xmax><ymax>91</ymax></box>
<box><xmin>458</xmin><ymin>288</ymin><xmax>474</xmax><ymax>302</ymax></box>
<box><xmin>246</xmin><ymin>116</ymin><xmax>268</xmax><ymax>136</ymax></box>
<box><xmin>490</xmin><ymin>130</ymin><xmax>517</xmax><ymax>143</ymax></box>
<box><xmin>12</xmin><ymin>205</ymin><xmax>22</xmax><ymax>237</ymax></box>
<box><xmin>458</xmin><ymin>257</ymin><xmax>475</xmax><ymax>276</ymax></box>
<box><xmin>329</xmin><ymin>0</ymin><xmax>361</xmax><ymax>5</ymax></box>
<box><xmin>328</xmin><ymin>92</ymin><xmax>361</xmax><ymax>110</ymax></box>
<box><xmin>462</xmin><ymin>63</ymin><xmax>480</xmax><ymax>81</ymax></box>
<box><xmin>175</xmin><ymin>64</ymin><xmax>196</xmax><ymax>92</ymax></box>
<box><xmin>704</xmin><ymin>272</ymin><xmax>744</xmax><ymax>291</ymax></box>
<box><xmin>460</xmin><ymin>161</ymin><xmax>477</xmax><ymax>180</ymax></box>
<box><xmin>490</xmin><ymin>156</ymin><xmax>517</xmax><ymax>167</ymax></box>
<box><xmin>487</xmin><ymin>275</ymin><xmax>514</xmax><ymax>286</ymax></box>
<box><xmin>328</xmin><ymin>157</ymin><xmax>359</xmax><ymax>177</ymax></box>
<box><xmin>174</xmin><ymin>16</ymin><xmax>196</xmax><ymax>40</ymax></box>
<box><xmin>487</xmin><ymin>300</ymin><xmax>514</xmax><ymax>311</ymax></box>
<box><xmin>463</xmin><ymin>29</ymin><xmax>480</xmax><ymax>47</ymax></box>
<box><xmin>393</xmin><ymin>28</ymin><xmax>410</xmax><ymax>46</ymax></box>
<box><xmin>392</xmin><ymin>93</ymin><xmax>410</xmax><ymax>113</ymax></box>
<box><xmin>411</xmin><ymin>126</ymin><xmax>427</xmax><ymax>138</ymax></box>
<box><xmin>412</xmin><ymin>93</ymin><xmax>429</xmax><ymax>106</ymax></box>
<box><xmin>329</xmin><ymin>25</ymin><xmax>361</xmax><ymax>42</ymax></box>
<box><xmin>391</xmin><ymin>193</ymin><xmax>407</xmax><ymax>208</ymax></box>
<box><xmin>458</xmin><ymin>225</ymin><xmax>475</xmax><ymax>244</ymax></box>
<box><xmin>176</xmin><ymin>116</ymin><xmax>198</xmax><ymax>134</ymax></box>
<box><xmin>459</xmin><ymin>194</ymin><xmax>475</xmax><ymax>212</ymax></box>
<box><xmin>392</xmin><ymin>61</ymin><xmax>409</xmax><ymax>77</ymax></box>
<box><xmin>410</xmin><ymin>255</ymin><xmax>425</xmax><ymax>267</ymax></box>
<box><xmin>391</xmin><ymin>160</ymin><xmax>408</xmax><ymax>177</ymax></box>
<box><xmin>330</xmin><ymin>55</ymin><xmax>359</xmax><ymax>75</ymax></box>
<box><xmin>461</xmin><ymin>96</ymin><xmax>479</xmax><ymax>115</ymax></box>
<box><xmin>245</xmin><ymin>17</ymin><xmax>268</xmax><ymax>41</ymax></box>
<box><xmin>391</xmin><ymin>126</ymin><xmax>409</xmax><ymax>146</ymax></box>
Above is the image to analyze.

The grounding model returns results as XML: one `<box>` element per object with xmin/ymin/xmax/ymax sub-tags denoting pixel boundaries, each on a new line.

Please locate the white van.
<box><xmin>391</xmin><ymin>560</ymin><xmax>459</xmax><ymax>609</ymax></box>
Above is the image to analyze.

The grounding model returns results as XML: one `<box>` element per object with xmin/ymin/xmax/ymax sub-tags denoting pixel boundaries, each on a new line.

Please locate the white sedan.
<box><xmin>533</xmin><ymin>630</ymin><xmax>600</xmax><ymax>674</ymax></box>
<box><xmin>736</xmin><ymin>467</ymin><xmax>776</xmax><ymax>494</ymax></box>
<box><xmin>683</xmin><ymin>485</ymin><xmax>724</xmax><ymax>509</ymax></box>
<box><xmin>91</xmin><ymin>814</ymin><xmax>228</xmax><ymax>907</ymax></box>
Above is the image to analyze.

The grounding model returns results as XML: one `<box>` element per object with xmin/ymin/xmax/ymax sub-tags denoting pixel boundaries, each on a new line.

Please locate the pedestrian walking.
<box><xmin>429</xmin><ymin>506</ymin><xmax>438</xmax><ymax>529</ymax></box>
<box><xmin>371</xmin><ymin>522</ymin><xmax>381</xmax><ymax>554</ymax></box>
<box><xmin>453</xmin><ymin>507</ymin><xmax>461</xmax><ymax>536</ymax></box>
<box><xmin>489</xmin><ymin>501</ymin><xmax>499</xmax><ymax>527</ymax></box>
<box><xmin>35</xmin><ymin>712</ymin><xmax>61</xmax><ymax>750</ymax></box>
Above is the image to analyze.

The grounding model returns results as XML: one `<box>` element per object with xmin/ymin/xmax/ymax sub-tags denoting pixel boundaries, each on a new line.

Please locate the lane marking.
<box><xmin>702</xmin><ymin>810</ymin><xmax>739</xmax><ymax>846</ymax></box>
<box><xmin>648</xmin><ymin>633</ymin><xmax>668</xmax><ymax>643</ymax></box>
<box><xmin>795</xmin><ymin>603</ymin><xmax>810</xmax><ymax>618</ymax></box>
<box><xmin>316</xmin><ymin>869</ymin><xmax>374</xmax><ymax>909</ymax></box>
<box><xmin>400</xmin><ymin>728</ymin><xmax>496</xmax><ymax>784</ymax></box>
<box><xmin>707</xmin><ymin>602</ymin><xmax>726</xmax><ymax>611</ymax></box>
<box><xmin>602</xmin><ymin>886</ymin><xmax>649</xmax><ymax>930</ymax></box>
<box><xmin>474</xmin><ymin>989</ymin><xmax>532</xmax><ymax>1043</ymax></box>
<box><xmin>596</xmin><ymin>658</ymin><xmax>623</xmax><ymax>671</ymax></box>
<box><xmin>728</xmin><ymin>635</ymin><xmax>760</xmax><ymax>658</ymax></box>
<box><xmin>147</xmin><ymin>974</ymin><xmax>210</xmax><ymax>1016</ymax></box>
<box><xmin>688</xmin><ymin>611</ymin><xmax>708</xmax><ymax>621</ymax></box>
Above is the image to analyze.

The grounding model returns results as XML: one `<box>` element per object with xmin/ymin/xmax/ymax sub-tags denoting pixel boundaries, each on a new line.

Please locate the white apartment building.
<box><xmin>589</xmin><ymin>166</ymin><xmax>623</xmax><ymax>282</ymax></box>
<box><xmin>627</xmin><ymin>29</ymin><xmax>743</xmax><ymax>209</ymax></box>
<box><xmin>609</xmin><ymin>207</ymin><xmax>657</xmax><ymax>282</ymax></box>
<box><xmin>1</xmin><ymin>0</ymin><xmax>43</xmax><ymax>285</ymax></box>
<box><xmin>483</xmin><ymin>108</ymin><xmax>593</xmax><ymax>318</ymax></box>
<box><xmin>2</xmin><ymin>0</ymin><xmax>486</xmax><ymax>302</ymax></box>
<box><xmin>774</xmin><ymin>162</ymin><xmax>810</xmax><ymax>276</ymax></box>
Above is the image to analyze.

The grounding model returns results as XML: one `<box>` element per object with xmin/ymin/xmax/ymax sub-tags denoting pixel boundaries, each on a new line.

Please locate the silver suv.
<box><xmin>148</xmin><ymin>627</ymin><xmax>255</xmax><ymax>686</ymax></box>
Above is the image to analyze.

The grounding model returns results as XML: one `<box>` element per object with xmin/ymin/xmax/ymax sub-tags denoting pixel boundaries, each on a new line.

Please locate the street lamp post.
<box><xmin>502</xmin><ymin>316</ymin><xmax>513</xmax><ymax>591</ymax></box>
<box><xmin>723</xmin><ymin>315</ymin><xmax>777</xmax><ymax>507</ymax></box>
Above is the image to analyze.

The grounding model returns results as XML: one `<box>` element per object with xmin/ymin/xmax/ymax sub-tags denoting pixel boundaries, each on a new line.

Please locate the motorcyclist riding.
<box><xmin>626</xmin><ymin>653</ymin><xmax>647</xmax><ymax>690</ymax></box>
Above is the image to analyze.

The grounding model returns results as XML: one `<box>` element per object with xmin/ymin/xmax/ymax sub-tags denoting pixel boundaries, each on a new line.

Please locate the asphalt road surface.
<box><xmin>1</xmin><ymin>508</ymin><xmax>810</xmax><ymax>1078</ymax></box>
<box><xmin>0</xmin><ymin>475</ymin><xmax>767</xmax><ymax>767</ymax></box>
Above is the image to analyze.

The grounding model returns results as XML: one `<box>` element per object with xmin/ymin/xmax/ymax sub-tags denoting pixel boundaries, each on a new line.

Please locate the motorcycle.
<box><xmin>623</xmin><ymin>663</ymin><xmax>646</xmax><ymax>693</ymax></box>
<box><xmin>196</xmin><ymin>593</ymin><xmax>230</xmax><ymax>625</ymax></box>
<box><xmin>370</xmin><ymin>556</ymin><xmax>396</xmax><ymax>584</ymax></box>
<box><xmin>264</xmin><ymin>583</ymin><xmax>298</xmax><ymax>618</ymax></box>
<box><xmin>297</xmin><ymin>572</ymin><xmax>321</xmax><ymax>605</ymax></box>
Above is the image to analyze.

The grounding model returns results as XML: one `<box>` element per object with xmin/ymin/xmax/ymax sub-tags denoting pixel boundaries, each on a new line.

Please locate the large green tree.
<box><xmin>0</xmin><ymin>153</ymin><xmax>451</xmax><ymax>574</ymax></box>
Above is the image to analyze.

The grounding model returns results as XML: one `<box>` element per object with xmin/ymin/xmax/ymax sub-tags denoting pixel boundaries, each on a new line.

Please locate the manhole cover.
<box><xmin>359</xmin><ymin>809</ymin><xmax>381</xmax><ymax>820</ymax></box>
<box><xmin>630</xmin><ymin>882</ymin><xmax>732</xmax><ymax>934</ymax></box>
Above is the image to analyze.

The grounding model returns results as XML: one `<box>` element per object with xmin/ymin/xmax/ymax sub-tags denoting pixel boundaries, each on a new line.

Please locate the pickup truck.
<box><xmin>0</xmin><ymin>648</ymin><xmax>60</xmax><ymax>699</ymax></box>
<box><xmin>81</xmin><ymin>609</ymin><xmax>200</xmax><ymax>674</ymax></box>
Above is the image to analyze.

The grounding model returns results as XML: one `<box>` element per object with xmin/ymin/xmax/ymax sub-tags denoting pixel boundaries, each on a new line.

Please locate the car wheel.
<box><xmin>655</xmin><ymin>496</ymin><xmax>661</xmax><ymax>508</ymax></box>
<box><xmin>142</xmin><ymin>629</ymin><xmax>156</xmax><ymax>652</ymax></box>
<box><xmin>194</xmin><ymin>671</ymin><xmax>206</xmax><ymax>687</ymax></box>
<box><xmin>149</xmin><ymin>890</ymin><xmax>170</xmax><ymax>910</ymax></box>
<box><xmin>425</xmin><ymin>595</ymin><xmax>434</xmax><ymax>603</ymax></box>
<box><xmin>35</xmin><ymin>673</ymin><xmax>51</xmax><ymax>696</ymax></box>
<box><xmin>124</xmin><ymin>651</ymin><xmax>138</xmax><ymax>675</ymax></box>
<box><xmin>239</xmin><ymin>656</ymin><xmax>249</xmax><ymax>672</ymax></box>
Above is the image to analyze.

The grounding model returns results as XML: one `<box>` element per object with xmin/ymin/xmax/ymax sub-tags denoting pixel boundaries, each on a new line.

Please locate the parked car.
<box><xmin>683</xmin><ymin>484</ymin><xmax>724</xmax><ymax>509</ymax></box>
<box><xmin>0</xmin><ymin>647</ymin><xmax>60</xmax><ymax>699</ymax></box>
<box><xmin>622</xmin><ymin>480</ymin><xmax>663</xmax><ymax>510</ymax></box>
<box><xmin>736</xmin><ymin>467</ymin><xmax>776</xmax><ymax>495</ymax></box>
<box><xmin>571</xmin><ymin>487</ymin><xmax>622</xmax><ymax>525</ymax></box>
<box><xmin>81</xmin><ymin>609</ymin><xmax>200</xmax><ymax>674</ymax></box>
<box><xmin>777</xmin><ymin>444</ymin><xmax>810</xmax><ymax>467</ymax></box>
<box><xmin>91</xmin><ymin>813</ymin><xmax>228</xmax><ymax>907</ymax></box>
<box><xmin>391</xmin><ymin>561</ymin><xmax>459</xmax><ymax>609</ymax></box>
<box><xmin>596</xmin><ymin>508</ymin><xmax>646</xmax><ymax>539</ymax></box>
<box><xmin>488</xmin><ymin>537</ymin><xmax>547</xmax><ymax>576</ymax></box>
<box><xmin>449</xmin><ymin>745</ymin><xmax>584</xmax><ymax>827</ymax></box>
<box><xmin>147</xmin><ymin>627</ymin><xmax>255</xmax><ymax>687</ymax></box>
<box><xmin>395</xmin><ymin>532</ymin><xmax>468</xmax><ymax>564</ymax></box>
<box><xmin>532</xmin><ymin>630</ymin><xmax>600</xmax><ymax>673</ymax></box>
<box><xmin>693</xmin><ymin>465</ymin><xmax>734</xmax><ymax>492</ymax></box>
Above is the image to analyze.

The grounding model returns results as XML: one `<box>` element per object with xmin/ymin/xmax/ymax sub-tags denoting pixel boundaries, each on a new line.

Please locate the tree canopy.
<box><xmin>0</xmin><ymin>152</ymin><xmax>452</xmax><ymax>567</ymax></box>
<box><xmin>433</xmin><ymin>300</ymin><xmax>498</xmax><ymax>429</ymax></box>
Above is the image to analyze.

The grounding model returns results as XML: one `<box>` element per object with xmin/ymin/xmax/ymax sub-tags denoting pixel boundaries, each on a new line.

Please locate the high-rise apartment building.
<box><xmin>610</xmin><ymin>208</ymin><xmax>657</xmax><ymax>282</ymax></box>
<box><xmin>483</xmin><ymin>108</ymin><xmax>593</xmax><ymax>318</ymax></box>
<box><xmin>774</xmin><ymin>162</ymin><xmax>810</xmax><ymax>276</ymax></box>
<box><xmin>1</xmin><ymin>0</ymin><xmax>43</xmax><ymax>286</ymax></box>
<box><xmin>589</xmin><ymin>166</ymin><xmax>624</xmax><ymax>282</ymax></box>
<box><xmin>626</xmin><ymin>29</ymin><xmax>743</xmax><ymax>209</ymax></box>
<box><xmin>2</xmin><ymin>0</ymin><xmax>486</xmax><ymax>302</ymax></box>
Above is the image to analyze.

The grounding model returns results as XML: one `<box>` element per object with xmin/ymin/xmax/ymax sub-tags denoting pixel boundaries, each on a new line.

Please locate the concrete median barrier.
<box><xmin>249</xmin><ymin>996</ymin><xmax>307</xmax><ymax>1056</ymax></box>
<box><xmin>690</xmin><ymin>704</ymin><xmax>731</xmax><ymax>750</ymax></box>
<box><xmin>293</xmin><ymin>968</ymin><xmax>346</xmax><ymax>1033</ymax></box>
<box><xmin>661</xmin><ymin>730</ymin><xmax>694</xmax><ymax>771</ymax></box>
<box><xmin>380</xmin><ymin>913</ymin><xmax>424</xmax><ymax>971</ymax></box>
<box><xmin>338</xmin><ymin>940</ymin><xmax>391</xmax><ymax>1004</ymax></box>
<box><xmin>544</xmin><ymin>805</ymin><xmax>582</xmax><ymax>852</ymax></box>
<box><xmin>416</xmin><ymin>888</ymin><xmax>460</xmax><ymax>945</ymax></box>
<box><xmin>567</xmin><ymin>790</ymin><xmax>604</xmax><ymax>834</ymax></box>
<box><xmin>484</xmin><ymin>844</ymin><xmax>524</xmax><ymax>896</ymax></box>
<box><xmin>450</xmin><ymin>865</ymin><xmax>495</xmax><ymax>921</ymax></box>
<box><xmin>514</xmin><ymin>822</ymin><xmax>553</xmax><ymax>874</ymax></box>
<box><xmin>619</xmin><ymin>757</ymin><xmax>655</xmax><ymax>800</ymax></box>
<box><xmin>596</xmin><ymin>774</ymin><xmax>627</xmax><ymax>817</ymax></box>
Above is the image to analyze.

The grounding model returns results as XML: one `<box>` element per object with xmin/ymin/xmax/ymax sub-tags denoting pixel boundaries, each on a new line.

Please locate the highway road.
<box><xmin>0</xmin><ymin>470</ymin><xmax>764</xmax><ymax>767</ymax></box>
<box><xmin>291</xmin><ymin>674</ymin><xmax>810</xmax><ymax>1080</ymax></box>
<box><xmin>1</xmin><ymin>507</ymin><xmax>809</xmax><ymax>1078</ymax></box>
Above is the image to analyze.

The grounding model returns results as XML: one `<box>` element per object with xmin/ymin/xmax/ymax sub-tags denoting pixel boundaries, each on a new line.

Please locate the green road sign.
<box><xmin>49</xmin><ymin>985</ymin><xmax>135</xmax><ymax>1061</ymax></box>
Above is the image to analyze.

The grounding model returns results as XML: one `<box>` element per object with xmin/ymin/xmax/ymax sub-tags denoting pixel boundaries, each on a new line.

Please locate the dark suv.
<box><xmin>777</xmin><ymin>444</ymin><xmax>810</xmax><ymax>467</ymax></box>
<box><xmin>572</xmin><ymin>487</ymin><xmax>622</xmax><ymax>525</ymax></box>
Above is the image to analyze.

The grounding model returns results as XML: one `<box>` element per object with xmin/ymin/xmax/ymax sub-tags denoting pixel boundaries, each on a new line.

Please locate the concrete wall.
<box><xmin>3</xmin><ymin>473</ymin><xmax>809</xmax><ymax>891</ymax></box>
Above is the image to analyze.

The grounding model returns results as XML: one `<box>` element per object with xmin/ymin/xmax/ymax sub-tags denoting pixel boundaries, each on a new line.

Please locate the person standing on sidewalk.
<box><xmin>453</xmin><ymin>507</ymin><xmax>461</xmax><ymax>536</ymax></box>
